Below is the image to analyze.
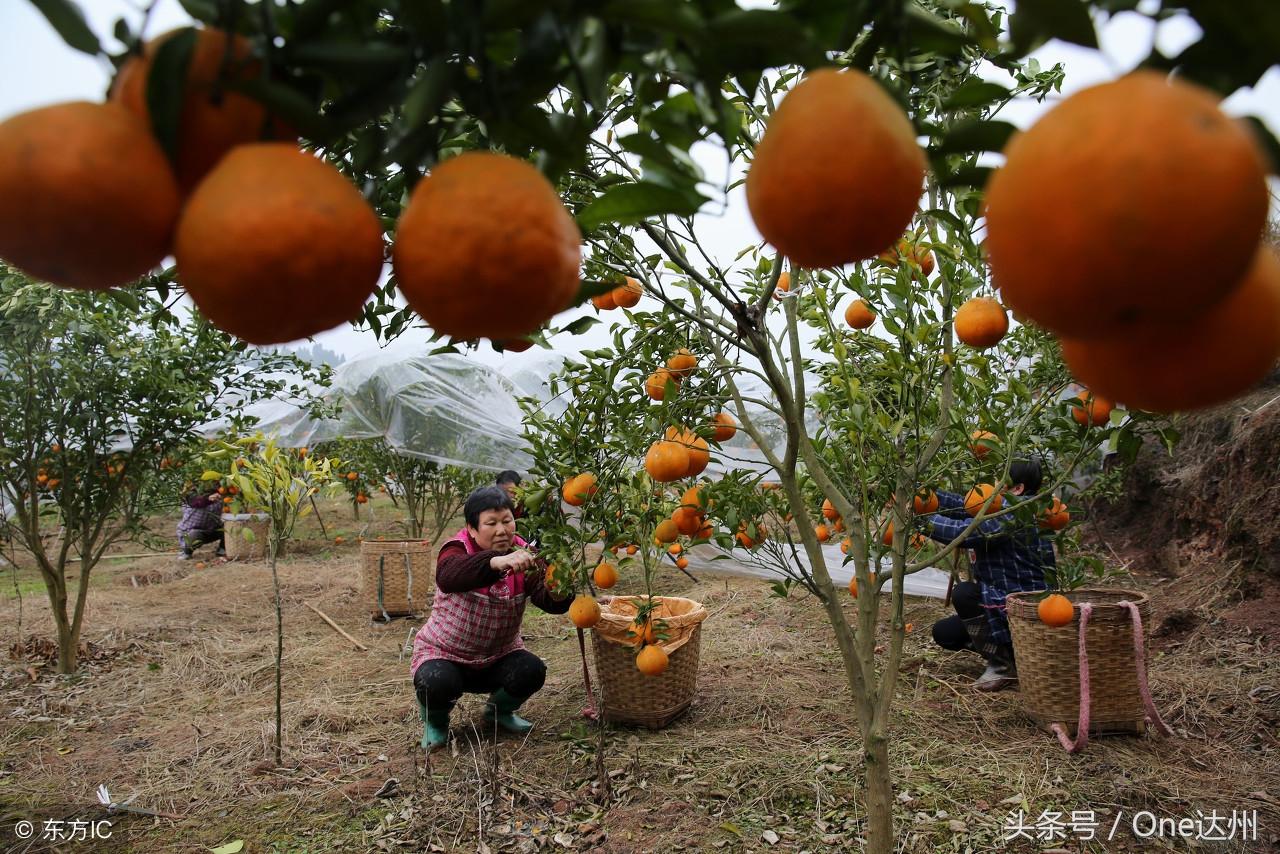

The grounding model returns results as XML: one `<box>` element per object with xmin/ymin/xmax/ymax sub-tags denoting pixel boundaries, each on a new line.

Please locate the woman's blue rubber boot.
<box><xmin>484</xmin><ymin>688</ymin><xmax>534</xmax><ymax>734</ymax></box>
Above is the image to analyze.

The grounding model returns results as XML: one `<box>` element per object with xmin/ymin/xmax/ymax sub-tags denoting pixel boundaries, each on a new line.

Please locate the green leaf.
<box><xmin>577</xmin><ymin>181</ymin><xmax>708</xmax><ymax>231</ymax></box>
<box><xmin>941</xmin><ymin>80</ymin><xmax>1011</xmax><ymax>111</ymax></box>
<box><xmin>1010</xmin><ymin>0</ymin><xmax>1099</xmax><ymax>52</ymax></box>
<box><xmin>30</xmin><ymin>0</ymin><xmax>101</xmax><ymax>55</ymax></box>
<box><xmin>145</xmin><ymin>27</ymin><xmax>198</xmax><ymax>165</ymax></box>
<box><xmin>227</xmin><ymin>78</ymin><xmax>332</xmax><ymax>143</ymax></box>
<box><xmin>201</xmin><ymin>469</ymin><xmax>223</xmax><ymax>481</ymax></box>
<box><xmin>563</xmin><ymin>316</ymin><xmax>600</xmax><ymax>335</ymax></box>
<box><xmin>176</xmin><ymin>0</ymin><xmax>218</xmax><ymax>22</ymax></box>
<box><xmin>209</xmin><ymin>841</ymin><xmax>244</xmax><ymax>854</ymax></box>
<box><xmin>903</xmin><ymin>4</ymin><xmax>974</xmax><ymax>56</ymax></box>
<box><xmin>933</xmin><ymin>119</ymin><xmax>1017</xmax><ymax>155</ymax></box>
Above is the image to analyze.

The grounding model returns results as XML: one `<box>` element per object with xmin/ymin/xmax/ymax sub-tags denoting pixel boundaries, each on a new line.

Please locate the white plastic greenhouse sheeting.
<box><xmin>679</xmin><ymin>543</ymin><xmax>951</xmax><ymax>599</ymax></box>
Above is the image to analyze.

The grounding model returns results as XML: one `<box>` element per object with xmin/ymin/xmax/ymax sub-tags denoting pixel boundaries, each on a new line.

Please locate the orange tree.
<box><xmin>0</xmin><ymin>265</ymin><xmax>325</xmax><ymax>673</ymax></box>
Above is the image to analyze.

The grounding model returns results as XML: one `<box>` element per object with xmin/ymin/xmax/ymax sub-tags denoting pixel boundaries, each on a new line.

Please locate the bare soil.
<box><xmin>1</xmin><ymin>491</ymin><xmax>1278</xmax><ymax>853</ymax></box>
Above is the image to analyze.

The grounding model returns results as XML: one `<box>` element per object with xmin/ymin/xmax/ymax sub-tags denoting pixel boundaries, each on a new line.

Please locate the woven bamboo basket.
<box><xmin>590</xmin><ymin>596</ymin><xmax>707</xmax><ymax>729</ymax></box>
<box><xmin>360</xmin><ymin>539</ymin><xmax>431</xmax><ymax>620</ymax></box>
<box><xmin>223</xmin><ymin>514</ymin><xmax>269</xmax><ymax>561</ymax></box>
<box><xmin>1007</xmin><ymin>588</ymin><xmax>1154</xmax><ymax>738</ymax></box>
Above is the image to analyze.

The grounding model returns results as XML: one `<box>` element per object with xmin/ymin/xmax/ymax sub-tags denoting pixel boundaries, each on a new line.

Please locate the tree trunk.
<box><xmin>863</xmin><ymin>732</ymin><xmax>893</xmax><ymax>853</ymax></box>
<box><xmin>55</xmin><ymin>618</ymin><xmax>76</xmax><ymax>674</ymax></box>
<box><xmin>271</xmin><ymin>550</ymin><xmax>283</xmax><ymax>765</ymax></box>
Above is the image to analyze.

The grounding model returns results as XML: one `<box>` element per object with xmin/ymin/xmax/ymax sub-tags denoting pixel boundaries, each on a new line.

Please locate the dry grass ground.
<box><xmin>1</xmin><ymin>495</ymin><xmax>1278</xmax><ymax>852</ymax></box>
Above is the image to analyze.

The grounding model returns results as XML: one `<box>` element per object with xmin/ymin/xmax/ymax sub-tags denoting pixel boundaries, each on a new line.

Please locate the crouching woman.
<box><xmin>410</xmin><ymin>485</ymin><xmax>569</xmax><ymax>750</ymax></box>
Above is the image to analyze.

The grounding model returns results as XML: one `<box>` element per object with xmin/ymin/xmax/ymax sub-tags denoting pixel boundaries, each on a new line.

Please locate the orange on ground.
<box><xmin>635</xmin><ymin>643</ymin><xmax>669</xmax><ymax>676</ymax></box>
<box><xmin>645</xmin><ymin>368</ymin><xmax>678</xmax><ymax>401</ymax></box>
<box><xmin>334</xmin><ymin>536</ymin><xmax>344</xmax><ymax>545</ymax></box>
<box><xmin>112</xmin><ymin>28</ymin><xmax>293</xmax><ymax>193</ymax></box>
<box><xmin>814</xmin><ymin>524</ymin><xmax>830</xmax><ymax>543</ymax></box>
<box><xmin>954</xmin><ymin>297</ymin><xmax>1008</xmax><ymax>349</ymax></box>
<box><xmin>672</xmin><ymin>506</ymin><xmax>703</xmax><ymax>536</ymax></box>
<box><xmin>983</xmin><ymin>71</ymin><xmax>1270</xmax><ymax>339</ymax></box>
<box><xmin>913</xmin><ymin>489</ymin><xmax>939</xmax><ymax>514</ymax></box>
<box><xmin>0</xmin><ymin>101</ymin><xmax>180</xmax><ymax>290</ymax></box>
<box><xmin>746</xmin><ymin>68</ymin><xmax>925</xmax><ymax>268</ymax></box>
<box><xmin>593</xmin><ymin>561</ymin><xmax>618</xmax><ymax>590</ymax></box>
<box><xmin>666</xmin><ymin>348</ymin><xmax>697</xmax><ymax>379</ymax></box>
<box><xmin>561</xmin><ymin>472</ymin><xmax>597</xmax><ymax>506</ymax></box>
<box><xmin>711</xmin><ymin>412</ymin><xmax>738</xmax><ymax>442</ymax></box>
<box><xmin>653</xmin><ymin>519</ymin><xmax>680</xmax><ymax>544</ymax></box>
<box><xmin>1038</xmin><ymin>593</ymin><xmax>1075</xmax><ymax>628</ymax></box>
<box><xmin>644</xmin><ymin>440</ymin><xmax>689</xmax><ymax>483</ymax></box>
<box><xmin>1071</xmin><ymin>390</ymin><xmax>1114</xmax><ymax>427</ymax></box>
<box><xmin>393</xmin><ymin>151</ymin><xmax>580</xmax><ymax>340</ymax></box>
<box><xmin>568</xmin><ymin>594</ymin><xmax>601</xmax><ymax>629</ymax></box>
<box><xmin>613</xmin><ymin>276</ymin><xmax>642</xmax><ymax>308</ymax></box>
<box><xmin>175</xmin><ymin>144</ymin><xmax>382</xmax><ymax>344</ymax></box>
<box><xmin>964</xmin><ymin>483</ymin><xmax>1003</xmax><ymax>516</ymax></box>
<box><xmin>969</xmin><ymin>430</ymin><xmax>997</xmax><ymax>460</ymax></box>
<box><xmin>844</xmin><ymin>299</ymin><xmax>876</xmax><ymax>330</ymax></box>
<box><xmin>1060</xmin><ymin>248</ymin><xmax>1280</xmax><ymax>413</ymax></box>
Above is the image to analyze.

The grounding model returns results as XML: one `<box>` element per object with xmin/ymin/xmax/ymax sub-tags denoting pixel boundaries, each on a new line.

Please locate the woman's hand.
<box><xmin>490</xmin><ymin>549</ymin><xmax>537</xmax><ymax>575</ymax></box>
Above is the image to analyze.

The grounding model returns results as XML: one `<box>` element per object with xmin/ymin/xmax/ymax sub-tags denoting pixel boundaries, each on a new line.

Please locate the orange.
<box><xmin>1039</xmin><ymin>496</ymin><xmax>1070</xmax><ymax>532</ymax></box>
<box><xmin>613</xmin><ymin>276</ymin><xmax>642</xmax><ymax>308</ymax></box>
<box><xmin>844</xmin><ymin>299</ymin><xmax>877</xmax><ymax>330</ymax></box>
<box><xmin>636</xmin><ymin>643</ymin><xmax>669</xmax><ymax>676</ymax></box>
<box><xmin>646</xmin><ymin>369</ymin><xmax>678</xmax><ymax>401</ymax></box>
<box><xmin>672</xmin><ymin>506</ymin><xmax>703</xmax><ymax>536</ymax></box>
<box><xmin>969</xmin><ymin>430</ymin><xmax>997</xmax><ymax>460</ymax></box>
<box><xmin>913</xmin><ymin>489</ymin><xmax>939</xmax><ymax>514</ymax></box>
<box><xmin>735</xmin><ymin>521</ymin><xmax>766</xmax><ymax>549</ymax></box>
<box><xmin>881</xmin><ymin>521</ymin><xmax>895</xmax><ymax>547</ymax></box>
<box><xmin>561</xmin><ymin>472</ymin><xmax>597</xmax><ymax>506</ymax></box>
<box><xmin>174</xmin><ymin>144</ymin><xmax>382</xmax><ymax>344</ymax></box>
<box><xmin>347</xmin><ymin>472</ymin><xmax>359</xmax><ymax>481</ymax></box>
<box><xmin>877</xmin><ymin>238</ymin><xmax>934</xmax><ymax>276</ymax></box>
<box><xmin>644</xmin><ymin>440</ymin><xmax>689</xmax><ymax>483</ymax></box>
<box><xmin>814</xmin><ymin>524</ymin><xmax>830</xmax><ymax>543</ymax></box>
<box><xmin>393</xmin><ymin>151</ymin><xmax>581</xmax><ymax>339</ymax></box>
<box><xmin>984</xmin><ymin>71</ymin><xmax>1269</xmax><ymax>339</ymax></box>
<box><xmin>746</xmin><ymin>68</ymin><xmax>925</xmax><ymax>267</ymax></box>
<box><xmin>568</xmin><ymin>594</ymin><xmax>601</xmax><ymax>629</ymax></box>
<box><xmin>710</xmin><ymin>412</ymin><xmax>738</xmax><ymax>442</ymax></box>
<box><xmin>675</xmin><ymin>556</ymin><xmax>690</xmax><ymax>570</ymax></box>
<box><xmin>679</xmin><ymin>485</ymin><xmax>705</xmax><ymax>510</ymax></box>
<box><xmin>592</xmin><ymin>289</ymin><xmax>617</xmax><ymax>311</ymax></box>
<box><xmin>1038</xmin><ymin>593</ymin><xmax>1074</xmax><ymax>628</ymax></box>
<box><xmin>681</xmin><ymin>431</ymin><xmax>711</xmax><ymax>477</ymax></box>
<box><xmin>840</xmin><ymin>537</ymin><xmax>851</xmax><ymax>554</ymax></box>
<box><xmin>667</xmin><ymin>543</ymin><xmax>683</xmax><ymax>556</ymax></box>
<box><xmin>628</xmin><ymin>618</ymin><xmax>657</xmax><ymax>646</ymax></box>
<box><xmin>666</xmin><ymin>348</ymin><xmax>697</xmax><ymax>379</ymax></box>
<box><xmin>593</xmin><ymin>561</ymin><xmax>618</xmax><ymax>590</ymax></box>
<box><xmin>0</xmin><ymin>101</ymin><xmax>180</xmax><ymax>290</ymax></box>
<box><xmin>695</xmin><ymin>519</ymin><xmax>715</xmax><ymax>539</ymax></box>
<box><xmin>954</xmin><ymin>297</ymin><xmax>1008</xmax><ymax>349</ymax></box>
<box><xmin>111</xmin><ymin>27</ymin><xmax>292</xmax><ymax>193</ymax></box>
<box><xmin>653</xmin><ymin>519</ymin><xmax>680</xmax><ymax>544</ymax></box>
<box><xmin>1070</xmin><ymin>390</ymin><xmax>1114</xmax><ymax>427</ymax></box>
<box><xmin>1060</xmin><ymin>247</ymin><xmax>1280</xmax><ymax>412</ymax></box>
<box><xmin>774</xmin><ymin>270</ymin><xmax>791</xmax><ymax>299</ymax></box>
<box><xmin>821</xmin><ymin>498</ymin><xmax>839</xmax><ymax>520</ymax></box>
<box><xmin>964</xmin><ymin>484</ymin><xmax>1002</xmax><ymax>516</ymax></box>
<box><xmin>848</xmin><ymin>576</ymin><xmax>858</xmax><ymax>596</ymax></box>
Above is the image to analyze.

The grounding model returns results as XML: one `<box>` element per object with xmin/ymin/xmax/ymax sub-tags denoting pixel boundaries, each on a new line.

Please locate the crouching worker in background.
<box><xmin>410</xmin><ymin>485</ymin><xmax>569</xmax><ymax>750</ymax></box>
<box><xmin>923</xmin><ymin>459</ymin><xmax>1054</xmax><ymax>692</ymax></box>
<box><xmin>177</xmin><ymin>484</ymin><xmax>225</xmax><ymax>560</ymax></box>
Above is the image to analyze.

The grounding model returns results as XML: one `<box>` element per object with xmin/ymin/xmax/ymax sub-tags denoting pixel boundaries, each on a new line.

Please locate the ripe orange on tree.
<box><xmin>667</xmin><ymin>543</ymin><xmax>683</xmax><ymax>556</ymax></box>
<box><xmin>561</xmin><ymin>472</ymin><xmax>597</xmax><ymax>506</ymax></box>
<box><xmin>1039</xmin><ymin>496</ymin><xmax>1071</xmax><ymax>532</ymax></box>
<box><xmin>821</xmin><ymin>498</ymin><xmax>839</xmax><ymax>520</ymax></box>
<box><xmin>679</xmin><ymin>430</ymin><xmax>711</xmax><ymax>477</ymax></box>
<box><xmin>175</xmin><ymin>144</ymin><xmax>383</xmax><ymax>345</ymax></box>
<box><xmin>593</xmin><ymin>561</ymin><xmax>618</xmax><ymax>590</ymax></box>
<box><xmin>969</xmin><ymin>430</ymin><xmax>997</xmax><ymax>460</ymax></box>
<box><xmin>644</xmin><ymin>440</ymin><xmax>689</xmax><ymax>483</ymax></box>
<box><xmin>0</xmin><ymin>102</ymin><xmax>180</xmax><ymax>291</ymax></box>
<box><xmin>628</xmin><ymin>618</ymin><xmax>657</xmax><ymax>646</ymax></box>
<box><xmin>881</xmin><ymin>521</ymin><xmax>895</xmax><ymax>547</ymax></box>
<box><xmin>773</xmin><ymin>269</ymin><xmax>792</xmax><ymax>299</ymax></box>
<box><xmin>111</xmin><ymin>27</ymin><xmax>294</xmax><ymax>194</ymax></box>
<box><xmin>569</xmin><ymin>594</ymin><xmax>602</xmax><ymax>629</ymax></box>
<box><xmin>393</xmin><ymin>151</ymin><xmax>581</xmax><ymax>340</ymax></box>
<box><xmin>746</xmin><ymin>68</ymin><xmax>925</xmax><ymax>268</ymax></box>
<box><xmin>645</xmin><ymin>368</ymin><xmax>678</xmax><ymax>401</ymax></box>
<box><xmin>840</xmin><ymin>538</ymin><xmax>851</xmax><ymax>554</ymax></box>
<box><xmin>592</xmin><ymin>289</ymin><xmax>617</xmax><ymax>311</ymax></box>
<box><xmin>912</xmin><ymin>489</ymin><xmax>939</xmax><ymax>515</ymax></box>
<box><xmin>613</xmin><ymin>277</ymin><xmax>643</xmax><ymax>308</ymax></box>
<box><xmin>954</xmin><ymin>297</ymin><xmax>1009</xmax><ymax>349</ymax></box>
<box><xmin>984</xmin><ymin>71</ymin><xmax>1269</xmax><ymax>339</ymax></box>
<box><xmin>844</xmin><ymin>299</ymin><xmax>876</xmax><ymax>330</ymax></box>
<box><xmin>1038</xmin><ymin>593</ymin><xmax>1075</xmax><ymax>628</ymax></box>
<box><xmin>653</xmin><ymin>519</ymin><xmax>680</xmax><ymax>544</ymax></box>
<box><xmin>672</xmin><ymin>506</ymin><xmax>702</xmax><ymax>536</ymax></box>
<box><xmin>675</xmin><ymin>556</ymin><xmax>690</xmax><ymax>570</ymax></box>
<box><xmin>814</xmin><ymin>524</ymin><xmax>830</xmax><ymax>543</ymax></box>
<box><xmin>636</xmin><ymin>643</ymin><xmax>669</xmax><ymax>676</ymax></box>
<box><xmin>1060</xmin><ymin>247</ymin><xmax>1280</xmax><ymax>413</ymax></box>
<box><xmin>666</xmin><ymin>348</ymin><xmax>697</xmax><ymax>378</ymax></box>
<box><xmin>710</xmin><ymin>412</ymin><xmax>738</xmax><ymax>442</ymax></box>
<box><xmin>1070</xmin><ymin>390</ymin><xmax>1114</xmax><ymax>427</ymax></box>
<box><xmin>347</xmin><ymin>471</ymin><xmax>359</xmax><ymax>481</ymax></box>
<box><xmin>964</xmin><ymin>483</ymin><xmax>1002</xmax><ymax>516</ymax></box>
<box><xmin>695</xmin><ymin>519</ymin><xmax>715</xmax><ymax>540</ymax></box>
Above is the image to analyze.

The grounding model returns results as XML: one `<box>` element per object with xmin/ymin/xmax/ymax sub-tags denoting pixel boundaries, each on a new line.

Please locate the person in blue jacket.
<box><xmin>924</xmin><ymin>459</ymin><xmax>1054</xmax><ymax>692</ymax></box>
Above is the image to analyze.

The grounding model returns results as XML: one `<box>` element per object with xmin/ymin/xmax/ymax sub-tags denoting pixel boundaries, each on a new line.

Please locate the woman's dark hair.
<box><xmin>495</xmin><ymin>470</ymin><xmax>522</xmax><ymax>486</ymax></box>
<box><xmin>464</xmin><ymin>485</ymin><xmax>516</xmax><ymax>527</ymax></box>
<box><xmin>1009</xmin><ymin>458</ymin><xmax>1044</xmax><ymax>495</ymax></box>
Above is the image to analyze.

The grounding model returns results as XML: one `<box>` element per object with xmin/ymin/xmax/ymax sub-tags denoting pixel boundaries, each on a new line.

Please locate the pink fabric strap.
<box><xmin>1051</xmin><ymin>603</ymin><xmax>1093</xmax><ymax>754</ymax></box>
<box><xmin>1119</xmin><ymin>600</ymin><xmax>1174</xmax><ymax>736</ymax></box>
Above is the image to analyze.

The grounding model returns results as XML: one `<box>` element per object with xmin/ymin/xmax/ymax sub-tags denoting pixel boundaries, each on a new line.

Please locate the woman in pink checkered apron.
<box><xmin>411</xmin><ymin>485</ymin><xmax>569</xmax><ymax>750</ymax></box>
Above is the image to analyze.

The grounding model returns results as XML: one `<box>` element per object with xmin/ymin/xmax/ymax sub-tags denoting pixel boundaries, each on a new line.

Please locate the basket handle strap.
<box><xmin>1050</xmin><ymin>602</ymin><xmax>1093</xmax><ymax>754</ymax></box>
<box><xmin>1118</xmin><ymin>600</ymin><xmax>1174</xmax><ymax>736</ymax></box>
<box><xmin>376</xmin><ymin>555</ymin><xmax>391</xmax><ymax>623</ymax></box>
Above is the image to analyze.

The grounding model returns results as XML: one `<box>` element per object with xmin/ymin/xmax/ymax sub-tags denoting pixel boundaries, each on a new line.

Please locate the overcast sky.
<box><xmin>2</xmin><ymin>1</ymin><xmax>1277</xmax><ymax>369</ymax></box>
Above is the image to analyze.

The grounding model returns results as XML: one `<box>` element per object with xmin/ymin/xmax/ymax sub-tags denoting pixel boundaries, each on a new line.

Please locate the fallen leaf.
<box><xmin>719</xmin><ymin>821</ymin><xmax>743</xmax><ymax>838</ymax></box>
<box><xmin>761</xmin><ymin>829</ymin><xmax>779</xmax><ymax>845</ymax></box>
<box><xmin>210</xmin><ymin>842</ymin><xmax>244</xmax><ymax>854</ymax></box>
<box><xmin>948</xmin><ymin>819</ymin><xmax>967</xmax><ymax>832</ymax></box>
<box><xmin>553</xmin><ymin>832</ymin><xmax>574</xmax><ymax>847</ymax></box>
